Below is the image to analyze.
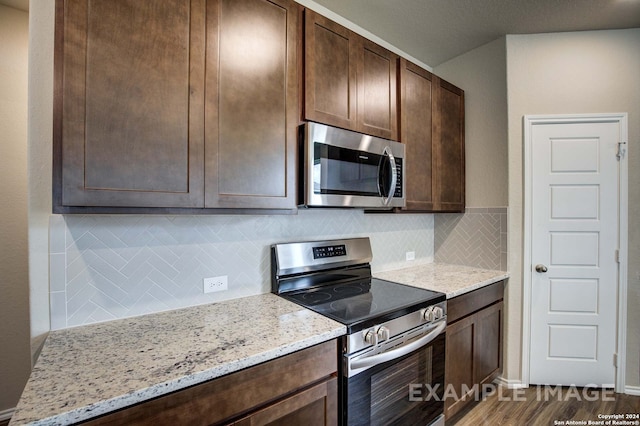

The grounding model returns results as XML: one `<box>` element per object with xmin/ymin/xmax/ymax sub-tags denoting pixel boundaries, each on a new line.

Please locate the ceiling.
<box><xmin>312</xmin><ymin>0</ymin><xmax>640</xmax><ymax>66</ymax></box>
<box><xmin>0</xmin><ymin>0</ymin><xmax>28</xmax><ymax>12</ymax></box>
<box><xmin>2</xmin><ymin>0</ymin><xmax>639</xmax><ymax>66</ymax></box>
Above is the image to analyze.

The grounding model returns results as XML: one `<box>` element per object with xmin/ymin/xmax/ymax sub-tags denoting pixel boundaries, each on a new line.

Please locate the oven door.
<box><xmin>342</xmin><ymin>331</ymin><xmax>445</xmax><ymax>426</ymax></box>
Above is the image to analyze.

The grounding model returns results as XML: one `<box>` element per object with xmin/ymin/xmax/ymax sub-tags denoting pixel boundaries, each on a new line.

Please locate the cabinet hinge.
<box><xmin>613</xmin><ymin>353</ymin><xmax>618</xmax><ymax>368</ymax></box>
<box><xmin>617</xmin><ymin>141</ymin><xmax>627</xmax><ymax>160</ymax></box>
<box><xmin>615</xmin><ymin>249</ymin><xmax>620</xmax><ymax>264</ymax></box>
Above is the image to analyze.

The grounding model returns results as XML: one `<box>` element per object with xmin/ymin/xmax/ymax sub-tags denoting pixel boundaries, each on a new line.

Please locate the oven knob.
<box><xmin>432</xmin><ymin>306</ymin><xmax>444</xmax><ymax>320</ymax></box>
<box><xmin>364</xmin><ymin>329</ymin><xmax>378</xmax><ymax>345</ymax></box>
<box><xmin>422</xmin><ymin>307</ymin><xmax>434</xmax><ymax>322</ymax></box>
<box><xmin>376</xmin><ymin>326</ymin><xmax>390</xmax><ymax>341</ymax></box>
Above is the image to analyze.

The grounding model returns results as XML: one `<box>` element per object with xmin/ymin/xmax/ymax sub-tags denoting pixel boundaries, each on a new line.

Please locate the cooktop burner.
<box><xmin>282</xmin><ymin>278</ymin><xmax>445</xmax><ymax>333</ymax></box>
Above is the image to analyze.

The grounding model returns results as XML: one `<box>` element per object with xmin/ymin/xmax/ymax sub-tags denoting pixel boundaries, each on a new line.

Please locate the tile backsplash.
<box><xmin>435</xmin><ymin>207</ymin><xmax>508</xmax><ymax>271</ymax></box>
<box><xmin>49</xmin><ymin>210</ymin><xmax>434</xmax><ymax>329</ymax></box>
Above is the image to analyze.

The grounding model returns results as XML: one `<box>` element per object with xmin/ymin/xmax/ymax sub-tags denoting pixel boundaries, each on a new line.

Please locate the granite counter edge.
<box><xmin>446</xmin><ymin>273</ymin><xmax>510</xmax><ymax>299</ymax></box>
<box><xmin>17</xmin><ymin>327</ymin><xmax>346</xmax><ymax>426</ymax></box>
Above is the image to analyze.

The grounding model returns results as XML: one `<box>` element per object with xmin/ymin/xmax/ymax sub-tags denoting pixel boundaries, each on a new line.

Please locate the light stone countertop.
<box><xmin>375</xmin><ymin>262</ymin><xmax>509</xmax><ymax>299</ymax></box>
<box><xmin>10</xmin><ymin>294</ymin><xmax>346</xmax><ymax>426</ymax></box>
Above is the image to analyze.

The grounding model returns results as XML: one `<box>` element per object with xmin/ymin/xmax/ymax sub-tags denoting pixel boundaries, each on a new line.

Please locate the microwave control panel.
<box><xmin>394</xmin><ymin>159</ymin><xmax>403</xmax><ymax>198</ymax></box>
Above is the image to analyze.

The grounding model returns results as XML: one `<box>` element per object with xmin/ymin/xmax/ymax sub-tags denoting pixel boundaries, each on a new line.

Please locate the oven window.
<box><xmin>313</xmin><ymin>143</ymin><xmax>381</xmax><ymax>196</ymax></box>
<box><xmin>344</xmin><ymin>333</ymin><xmax>445</xmax><ymax>426</ymax></box>
<box><xmin>370</xmin><ymin>348</ymin><xmax>432</xmax><ymax>425</ymax></box>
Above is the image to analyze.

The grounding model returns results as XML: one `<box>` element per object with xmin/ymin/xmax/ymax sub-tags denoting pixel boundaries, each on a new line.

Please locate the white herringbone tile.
<box><xmin>435</xmin><ymin>208</ymin><xmax>507</xmax><ymax>271</ymax></box>
<box><xmin>51</xmin><ymin>211</ymin><xmax>435</xmax><ymax>329</ymax></box>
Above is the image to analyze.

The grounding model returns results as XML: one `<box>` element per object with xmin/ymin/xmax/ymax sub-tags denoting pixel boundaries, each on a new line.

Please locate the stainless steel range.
<box><xmin>271</xmin><ymin>237</ymin><xmax>446</xmax><ymax>426</ymax></box>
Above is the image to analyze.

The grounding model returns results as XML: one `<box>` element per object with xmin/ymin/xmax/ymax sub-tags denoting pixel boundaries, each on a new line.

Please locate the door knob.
<box><xmin>535</xmin><ymin>264</ymin><xmax>548</xmax><ymax>273</ymax></box>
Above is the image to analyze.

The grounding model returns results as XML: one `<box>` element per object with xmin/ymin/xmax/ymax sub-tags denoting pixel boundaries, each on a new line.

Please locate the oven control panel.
<box><xmin>346</xmin><ymin>301</ymin><xmax>447</xmax><ymax>356</ymax></box>
<box><xmin>312</xmin><ymin>244</ymin><xmax>347</xmax><ymax>259</ymax></box>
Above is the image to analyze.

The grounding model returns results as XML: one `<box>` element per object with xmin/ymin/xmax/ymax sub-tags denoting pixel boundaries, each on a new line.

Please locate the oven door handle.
<box><xmin>350</xmin><ymin>321</ymin><xmax>446</xmax><ymax>370</ymax></box>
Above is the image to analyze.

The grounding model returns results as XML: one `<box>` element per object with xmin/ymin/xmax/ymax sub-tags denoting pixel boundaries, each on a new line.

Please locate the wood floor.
<box><xmin>449</xmin><ymin>386</ymin><xmax>640</xmax><ymax>426</ymax></box>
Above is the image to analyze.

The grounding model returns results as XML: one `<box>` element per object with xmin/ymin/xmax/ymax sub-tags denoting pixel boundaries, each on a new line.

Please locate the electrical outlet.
<box><xmin>406</xmin><ymin>251</ymin><xmax>415</xmax><ymax>261</ymax></box>
<box><xmin>203</xmin><ymin>275</ymin><xmax>228</xmax><ymax>293</ymax></box>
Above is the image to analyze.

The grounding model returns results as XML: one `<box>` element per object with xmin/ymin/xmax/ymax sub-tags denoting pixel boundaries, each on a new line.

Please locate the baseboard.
<box><xmin>0</xmin><ymin>407</ymin><xmax>14</xmax><ymax>425</ymax></box>
<box><xmin>625</xmin><ymin>385</ymin><xmax>640</xmax><ymax>396</ymax></box>
<box><xmin>494</xmin><ymin>376</ymin><xmax>528</xmax><ymax>389</ymax></box>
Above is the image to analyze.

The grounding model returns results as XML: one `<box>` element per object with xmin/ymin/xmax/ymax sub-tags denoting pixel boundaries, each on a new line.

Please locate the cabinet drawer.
<box><xmin>81</xmin><ymin>340</ymin><xmax>338</xmax><ymax>425</ymax></box>
<box><xmin>447</xmin><ymin>281</ymin><xmax>504</xmax><ymax>323</ymax></box>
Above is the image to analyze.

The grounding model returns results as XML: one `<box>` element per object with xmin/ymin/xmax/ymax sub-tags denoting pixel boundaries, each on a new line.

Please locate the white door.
<box><xmin>528</xmin><ymin>119</ymin><xmax>621</xmax><ymax>387</ymax></box>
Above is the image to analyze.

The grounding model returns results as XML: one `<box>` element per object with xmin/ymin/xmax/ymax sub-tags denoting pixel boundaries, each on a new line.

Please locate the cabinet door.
<box><xmin>398</xmin><ymin>58</ymin><xmax>434</xmax><ymax>211</ymax></box>
<box><xmin>433</xmin><ymin>76</ymin><xmax>465</xmax><ymax>212</ymax></box>
<box><xmin>304</xmin><ymin>9</ymin><xmax>357</xmax><ymax>131</ymax></box>
<box><xmin>474</xmin><ymin>301</ymin><xmax>503</xmax><ymax>385</ymax></box>
<box><xmin>357</xmin><ymin>39</ymin><xmax>398</xmax><ymax>140</ymax></box>
<box><xmin>205</xmin><ymin>0</ymin><xmax>299</xmax><ymax>209</ymax></box>
<box><xmin>235</xmin><ymin>377</ymin><xmax>338</xmax><ymax>426</ymax></box>
<box><xmin>444</xmin><ymin>314</ymin><xmax>476</xmax><ymax>419</ymax></box>
<box><xmin>56</xmin><ymin>0</ymin><xmax>205</xmax><ymax>208</ymax></box>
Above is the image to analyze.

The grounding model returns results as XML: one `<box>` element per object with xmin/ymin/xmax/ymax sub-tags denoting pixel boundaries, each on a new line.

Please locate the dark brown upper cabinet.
<box><xmin>398</xmin><ymin>58</ymin><xmax>435</xmax><ymax>211</ymax></box>
<box><xmin>204</xmin><ymin>0</ymin><xmax>299</xmax><ymax>209</ymax></box>
<box><xmin>53</xmin><ymin>0</ymin><xmax>299</xmax><ymax>213</ymax></box>
<box><xmin>433</xmin><ymin>76</ymin><xmax>465</xmax><ymax>212</ymax></box>
<box><xmin>54</xmin><ymin>0</ymin><xmax>206</xmax><ymax>209</ymax></box>
<box><xmin>396</xmin><ymin>59</ymin><xmax>465</xmax><ymax>213</ymax></box>
<box><xmin>304</xmin><ymin>9</ymin><xmax>398</xmax><ymax>140</ymax></box>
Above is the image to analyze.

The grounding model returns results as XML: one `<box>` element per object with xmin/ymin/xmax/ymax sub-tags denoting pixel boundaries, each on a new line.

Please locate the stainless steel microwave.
<box><xmin>299</xmin><ymin>122</ymin><xmax>405</xmax><ymax>208</ymax></box>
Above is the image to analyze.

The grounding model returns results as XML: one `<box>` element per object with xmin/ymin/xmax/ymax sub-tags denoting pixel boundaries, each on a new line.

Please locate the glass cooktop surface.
<box><xmin>282</xmin><ymin>278</ymin><xmax>446</xmax><ymax>333</ymax></box>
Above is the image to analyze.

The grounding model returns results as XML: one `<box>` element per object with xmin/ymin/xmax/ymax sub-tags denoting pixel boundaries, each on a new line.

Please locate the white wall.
<box><xmin>506</xmin><ymin>29</ymin><xmax>640</xmax><ymax>388</ymax></box>
<box><xmin>434</xmin><ymin>37</ymin><xmax>508</xmax><ymax>208</ymax></box>
<box><xmin>0</xmin><ymin>3</ymin><xmax>32</xmax><ymax>414</ymax></box>
<box><xmin>27</xmin><ymin>0</ymin><xmax>54</xmax><ymax>359</ymax></box>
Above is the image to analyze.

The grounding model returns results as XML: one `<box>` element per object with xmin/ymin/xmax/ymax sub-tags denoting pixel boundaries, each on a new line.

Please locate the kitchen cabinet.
<box><xmin>80</xmin><ymin>340</ymin><xmax>338</xmax><ymax>425</ymax></box>
<box><xmin>397</xmin><ymin>58</ymin><xmax>435</xmax><ymax>211</ymax></box>
<box><xmin>433</xmin><ymin>76</ymin><xmax>465</xmax><ymax>212</ymax></box>
<box><xmin>445</xmin><ymin>281</ymin><xmax>503</xmax><ymax>420</ymax></box>
<box><xmin>396</xmin><ymin>58</ymin><xmax>465</xmax><ymax>212</ymax></box>
<box><xmin>304</xmin><ymin>9</ymin><xmax>398</xmax><ymax>140</ymax></box>
<box><xmin>53</xmin><ymin>0</ymin><xmax>299</xmax><ymax>213</ymax></box>
<box><xmin>205</xmin><ymin>0</ymin><xmax>299</xmax><ymax>209</ymax></box>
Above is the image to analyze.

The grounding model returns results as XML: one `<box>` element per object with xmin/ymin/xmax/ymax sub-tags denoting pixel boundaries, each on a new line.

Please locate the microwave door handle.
<box><xmin>381</xmin><ymin>146</ymin><xmax>397</xmax><ymax>206</ymax></box>
<box><xmin>350</xmin><ymin>321</ymin><xmax>446</xmax><ymax>371</ymax></box>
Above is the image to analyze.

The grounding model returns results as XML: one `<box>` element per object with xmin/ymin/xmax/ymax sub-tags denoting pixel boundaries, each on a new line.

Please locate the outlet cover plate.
<box><xmin>203</xmin><ymin>275</ymin><xmax>228</xmax><ymax>293</ymax></box>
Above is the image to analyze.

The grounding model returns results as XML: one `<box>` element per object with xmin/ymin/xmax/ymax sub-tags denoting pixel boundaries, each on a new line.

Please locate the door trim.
<box><xmin>522</xmin><ymin>113</ymin><xmax>628</xmax><ymax>393</ymax></box>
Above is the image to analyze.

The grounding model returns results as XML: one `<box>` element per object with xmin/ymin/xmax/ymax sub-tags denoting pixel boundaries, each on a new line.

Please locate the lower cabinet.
<box><xmin>81</xmin><ymin>340</ymin><xmax>338</xmax><ymax>426</ymax></box>
<box><xmin>235</xmin><ymin>378</ymin><xmax>337</xmax><ymax>425</ymax></box>
<box><xmin>444</xmin><ymin>282</ymin><xmax>504</xmax><ymax>420</ymax></box>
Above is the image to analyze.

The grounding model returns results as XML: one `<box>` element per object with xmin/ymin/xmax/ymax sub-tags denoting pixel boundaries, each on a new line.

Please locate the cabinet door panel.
<box><xmin>236</xmin><ymin>378</ymin><xmax>337</xmax><ymax>426</ymax></box>
<box><xmin>444</xmin><ymin>314</ymin><xmax>475</xmax><ymax>418</ymax></box>
<box><xmin>474</xmin><ymin>301</ymin><xmax>503</xmax><ymax>385</ymax></box>
<box><xmin>206</xmin><ymin>0</ymin><xmax>298</xmax><ymax>209</ymax></box>
<box><xmin>304</xmin><ymin>9</ymin><xmax>357</xmax><ymax>130</ymax></box>
<box><xmin>433</xmin><ymin>77</ymin><xmax>465</xmax><ymax>211</ymax></box>
<box><xmin>59</xmin><ymin>0</ymin><xmax>205</xmax><ymax>207</ymax></box>
<box><xmin>357</xmin><ymin>40</ymin><xmax>398</xmax><ymax>140</ymax></box>
<box><xmin>399</xmin><ymin>59</ymin><xmax>434</xmax><ymax>211</ymax></box>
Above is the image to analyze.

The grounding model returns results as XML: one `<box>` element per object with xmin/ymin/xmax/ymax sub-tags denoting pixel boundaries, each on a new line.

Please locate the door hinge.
<box><xmin>617</xmin><ymin>141</ymin><xmax>627</xmax><ymax>160</ymax></box>
<box><xmin>613</xmin><ymin>353</ymin><xmax>618</xmax><ymax>368</ymax></box>
<box><xmin>615</xmin><ymin>249</ymin><xmax>620</xmax><ymax>263</ymax></box>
